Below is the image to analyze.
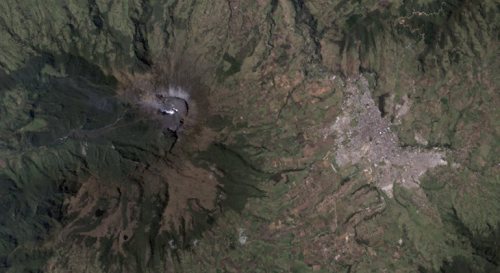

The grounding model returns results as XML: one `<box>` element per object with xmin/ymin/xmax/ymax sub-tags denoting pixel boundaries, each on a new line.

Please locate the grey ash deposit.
<box><xmin>139</xmin><ymin>86</ymin><xmax>191</xmax><ymax>132</ymax></box>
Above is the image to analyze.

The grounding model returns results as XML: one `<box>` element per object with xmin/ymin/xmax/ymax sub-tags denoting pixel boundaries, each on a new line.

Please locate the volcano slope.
<box><xmin>0</xmin><ymin>0</ymin><xmax>499</xmax><ymax>272</ymax></box>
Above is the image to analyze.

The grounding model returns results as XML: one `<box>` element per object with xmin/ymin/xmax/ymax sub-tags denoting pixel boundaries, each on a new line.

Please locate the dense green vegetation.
<box><xmin>0</xmin><ymin>0</ymin><xmax>498</xmax><ymax>272</ymax></box>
